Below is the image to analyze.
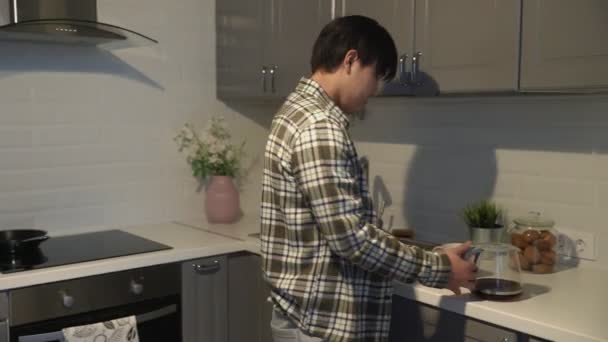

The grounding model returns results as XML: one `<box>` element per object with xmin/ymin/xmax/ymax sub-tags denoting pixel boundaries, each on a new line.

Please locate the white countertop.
<box><xmin>181</xmin><ymin>217</ymin><xmax>608</xmax><ymax>342</ymax></box>
<box><xmin>1</xmin><ymin>217</ymin><xmax>605</xmax><ymax>342</ymax></box>
<box><xmin>393</xmin><ymin>268</ymin><xmax>607</xmax><ymax>342</ymax></box>
<box><xmin>0</xmin><ymin>222</ymin><xmax>247</xmax><ymax>291</ymax></box>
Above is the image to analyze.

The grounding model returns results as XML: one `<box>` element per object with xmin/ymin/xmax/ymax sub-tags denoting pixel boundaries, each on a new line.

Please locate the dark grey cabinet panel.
<box><xmin>217</xmin><ymin>0</ymin><xmax>332</xmax><ymax>100</ymax></box>
<box><xmin>520</xmin><ymin>0</ymin><xmax>608</xmax><ymax>91</ymax></box>
<box><xmin>413</xmin><ymin>0</ymin><xmax>520</xmax><ymax>93</ymax></box>
<box><xmin>182</xmin><ymin>255</ymin><xmax>228</xmax><ymax>342</ymax></box>
<box><xmin>336</xmin><ymin>0</ymin><xmax>519</xmax><ymax>94</ymax></box>
<box><xmin>336</xmin><ymin>0</ymin><xmax>415</xmax><ymax>57</ymax></box>
<box><xmin>228</xmin><ymin>252</ymin><xmax>273</xmax><ymax>342</ymax></box>
<box><xmin>388</xmin><ymin>295</ymin><xmax>539</xmax><ymax>342</ymax></box>
<box><xmin>270</xmin><ymin>1</ymin><xmax>332</xmax><ymax>97</ymax></box>
<box><xmin>216</xmin><ymin>0</ymin><xmax>271</xmax><ymax>100</ymax></box>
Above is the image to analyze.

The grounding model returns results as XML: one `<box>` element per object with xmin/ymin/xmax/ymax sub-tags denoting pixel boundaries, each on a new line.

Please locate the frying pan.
<box><xmin>0</xmin><ymin>229</ymin><xmax>49</xmax><ymax>255</ymax></box>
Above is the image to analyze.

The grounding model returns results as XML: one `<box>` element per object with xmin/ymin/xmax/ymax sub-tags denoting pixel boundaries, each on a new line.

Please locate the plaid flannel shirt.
<box><xmin>260</xmin><ymin>78</ymin><xmax>451</xmax><ymax>341</ymax></box>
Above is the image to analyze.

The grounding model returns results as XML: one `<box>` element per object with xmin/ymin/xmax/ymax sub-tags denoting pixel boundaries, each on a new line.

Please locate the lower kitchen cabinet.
<box><xmin>227</xmin><ymin>252</ymin><xmax>273</xmax><ymax>342</ymax></box>
<box><xmin>388</xmin><ymin>295</ymin><xmax>550</xmax><ymax>342</ymax></box>
<box><xmin>181</xmin><ymin>253</ymin><xmax>272</xmax><ymax>342</ymax></box>
<box><xmin>182</xmin><ymin>255</ymin><xmax>228</xmax><ymax>342</ymax></box>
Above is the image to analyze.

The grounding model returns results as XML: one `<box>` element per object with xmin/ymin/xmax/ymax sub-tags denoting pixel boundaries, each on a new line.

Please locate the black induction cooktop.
<box><xmin>0</xmin><ymin>230</ymin><xmax>172</xmax><ymax>274</ymax></box>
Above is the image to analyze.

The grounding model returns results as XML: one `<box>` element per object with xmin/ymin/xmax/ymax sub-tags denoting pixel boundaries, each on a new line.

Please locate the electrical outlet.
<box><xmin>556</xmin><ymin>228</ymin><xmax>596</xmax><ymax>261</ymax></box>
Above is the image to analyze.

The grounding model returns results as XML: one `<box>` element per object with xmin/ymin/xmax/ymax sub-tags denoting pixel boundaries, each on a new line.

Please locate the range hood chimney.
<box><xmin>0</xmin><ymin>0</ymin><xmax>157</xmax><ymax>50</ymax></box>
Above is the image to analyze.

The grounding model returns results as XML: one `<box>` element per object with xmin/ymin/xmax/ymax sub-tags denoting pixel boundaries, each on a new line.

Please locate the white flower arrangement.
<box><xmin>174</xmin><ymin>116</ymin><xmax>245</xmax><ymax>179</ymax></box>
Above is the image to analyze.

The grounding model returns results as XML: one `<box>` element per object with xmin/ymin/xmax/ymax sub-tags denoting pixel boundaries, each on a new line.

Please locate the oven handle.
<box><xmin>17</xmin><ymin>304</ymin><xmax>178</xmax><ymax>342</ymax></box>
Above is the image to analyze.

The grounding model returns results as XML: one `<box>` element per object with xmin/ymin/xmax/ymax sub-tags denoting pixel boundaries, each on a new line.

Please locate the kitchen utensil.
<box><xmin>377</xmin><ymin>196</ymin><xmax>385</xmax><ymax>223</ymax></box>
<box><xmin>372</xmin><ymin>175</ymin><xmax>392</xmax><ymax>229</ymax></box>
<box><xmin>0</xmin><ymin>229</ymin><xmax>49</xmax><ymax>255</ymax></box>
<box><xmin>392</xmin><ymin>228</ymin><xmax>414</xmax><ymax>238</ymax></box>
<box><xmin>0</xmin><ymin>247</ymin><xmax>47</xmax><ymax>271</ymax></box>
<box><xmin>467</xmin><ymin>243</ymin><xmax>523</xmax><ymax>300</ymax></box>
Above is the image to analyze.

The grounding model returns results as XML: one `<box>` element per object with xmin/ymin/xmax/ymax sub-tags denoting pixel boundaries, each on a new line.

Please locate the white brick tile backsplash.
<box><xmin>34</xmin><ymin>206</ymin><xmax>107</xmax><ymax>233</ymax></box>
<box><xmin>350</xmin><ymin>95</ymin><xmax>608</xmax><ymax>269</ymax></box>
<box><xmin>596</xmin><ymin>183</ymin><xmax>608</xmax><ymax>209</ymax></box>
<box><xmin>0</xmin><ymin>185</ymin><xmax>128</xmax><ymax>214</ymax></box>
<box><xmin>0</xmin><ymin>105</ymin><xmax>37</xmax><ymax>126</ymax></box>
<box><xmin>0</xmin><ymin>0</ymin><xmax>238</xmax><ymax>234</ymax></box>
<box><xmin>518</xmin><ymin>177</ymin><xmax>595</xmax><ymax>206</ymax></box>
<box><xmin>33</xmin><ymin>126</ymin><xmax>103</xmax><ymax>146</ymax></box>
<box><xmin>0</xmin><ymin>128</ymin><xmax>33</xmax><ymax>148</ymax></box>
<box><xmin>31</xmin><ymin>74</ymin><xmax>103</xmax><ymax>105</ymax></box>
<box><xmin>0</xmin><ymin>214</ymin><xmax>36</xmax><ymax>230</ymax></box>
<box><xmin>0</xmin><ymin>163</ymin><xmax>167</xmax><ymax>193</ymax></box>
<box><xmin>492</xmin><ymin>174</ymin><xmax>521</xmax><ymax>198</ymax></box>
<box><xmin>100</xmin><ymin>124</ymin><xmax>164</xmax><ymax>145</ymax></box>
<box><xmin>367</xmin><ymin>162</ymin><xmax>410</xmax><ymax>187</ymax></box>
<box><xmin>496</xmin><ymin>150</ymin><xmax>595</xmax><ymax>179</ymax></box>
<box><xmin>591</xmin><ymin>154</ymin><xmax>608</xmax><ymax>181</ymax></box>
<box><xmin>29</xmin><ymin>102</ymin><xmax>102</xmax><ymax>125</ymax></box>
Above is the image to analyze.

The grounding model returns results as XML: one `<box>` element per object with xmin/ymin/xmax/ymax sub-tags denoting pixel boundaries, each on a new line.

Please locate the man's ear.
<box><xmin>343</xmin><ymin>49</ymin><xmax>359</xmax><ymax>74</ymax></box>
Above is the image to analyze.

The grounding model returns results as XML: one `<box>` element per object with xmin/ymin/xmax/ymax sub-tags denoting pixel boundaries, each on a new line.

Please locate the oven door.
<box><xmin>10</xmin><ymin>295</ymin><xmax>180</xmax><ymax>342</ymax></box>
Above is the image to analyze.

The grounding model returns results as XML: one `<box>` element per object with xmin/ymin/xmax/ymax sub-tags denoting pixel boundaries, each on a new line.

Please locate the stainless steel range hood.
<box><xmin>0</xmin><ymin>0</ymin><xmax>157</xmax><ymax>50</ymax></box>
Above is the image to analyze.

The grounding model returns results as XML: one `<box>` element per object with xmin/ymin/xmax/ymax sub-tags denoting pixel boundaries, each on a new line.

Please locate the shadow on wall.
<box><xmin>349</xmin><ymin>95</ymin><xmax>608</xmax><ymax>242</ymax></box>
<box><xmin>404</xmin><ymin>146</ymin><xmax>496</xmax><ymax>241</ymax></box>
<box><xmin>217</xmin><ymin>80</ymin><xmax>608</xmax><ymax>243</ymax></box>
<box><xmin>220</xmin><ymin>99</ymin><xmax>281</xmax><ymax>130</ymax></box>
<box><xmin>0</xmin><ymin>41</ymin><xmax>163</xmax><ymax>90</ymax></box>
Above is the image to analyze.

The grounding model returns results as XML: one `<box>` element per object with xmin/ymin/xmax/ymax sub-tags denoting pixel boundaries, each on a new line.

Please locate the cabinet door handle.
<box><xmin>398</xmin><ymin>53</ymin><xmax>409</xmax><ymax>85</ymax></box>
<box><xmin>270</xmin><ymin>65</ymin><xmax>278</xmax><ymax>93</ymax></box>
<box><xmin>261</xmin><ymin>66</ymin><xmax>268</xmax><ymax>93</ymax></box>
<box><xmin>193</xmin><ymin>261</ymin><xmax>221</xmax><ymax>275</ymax></box>
<box><xmin>411</xmin><ymin>51</ymin><xmax>422</xmax><ymax>85</ymax></box>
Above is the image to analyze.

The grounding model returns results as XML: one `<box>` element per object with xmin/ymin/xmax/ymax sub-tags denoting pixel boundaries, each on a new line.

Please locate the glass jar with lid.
<box><xmin>508</xmin><ymin>212</ymin><xmax>558</xmax><ymax>274</ymax></box>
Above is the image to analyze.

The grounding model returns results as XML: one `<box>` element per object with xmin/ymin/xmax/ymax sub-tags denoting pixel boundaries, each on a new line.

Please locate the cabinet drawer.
<box><xmin>419</xmin><ymin>303</ymin><xmax>516</xmax><ymax>342</ymax></box>
<box><xmin>11</xmin><ymin>263</ymin><xmax>179</xmax><ymax>326</ymax></box>
<box><xmin>390</xmin><ymin>296</ymin><xmax>517</xmax><ymax>342</ymax></box>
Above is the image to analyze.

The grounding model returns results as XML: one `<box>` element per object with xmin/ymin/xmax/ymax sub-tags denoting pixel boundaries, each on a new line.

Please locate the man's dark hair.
<box><xmin>310</xmin><ymin>15</ymin><xmax>398</xmax><ymax>82</ymax></box>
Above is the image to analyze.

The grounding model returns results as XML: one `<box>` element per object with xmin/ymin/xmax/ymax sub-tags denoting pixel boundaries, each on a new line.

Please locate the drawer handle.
<box><xmin>398</xmin><ymin>53</ymin><xmax>409</xmax><ymax>85</ymax></box>
<box><xmin>193</xmin><ymin>261</ymin><xmax>221</xmax><ymax>275</ymax></box>
<box><xmin>130</xmin><ymin>280</ymin><xmax>144</xmax><ymax>295</ymax></box>
<box><xmin>59</xmin><ymin>291</ymin><xmax>75</xmax><ymax>308</ymax></box>
<box><xmin>261</xmin><ymin>66</ymin><xmax>268</xmax><ymax>92</ymax></box>
<box><xmin>270</xmin><ymin>65</ymin><xmax>278</xmax><ymax>93</ymax></box>
<box><xmin>411</xmin><ymin>51</ymin><xmax>422</xmax><ymax>85</ymax></box>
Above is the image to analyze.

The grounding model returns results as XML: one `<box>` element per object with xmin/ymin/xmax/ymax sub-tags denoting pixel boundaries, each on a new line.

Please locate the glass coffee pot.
<box><xmin>466</xmin><ymin>243</ymin><xmax>523</xmax><ymax>300</ymax></box>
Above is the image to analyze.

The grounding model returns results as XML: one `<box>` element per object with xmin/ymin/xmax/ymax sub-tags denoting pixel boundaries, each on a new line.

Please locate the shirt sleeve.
<box><xmin>291</xmin><ymin>120</ymin><xmax>451</xmax><ymax>288</ymax></box>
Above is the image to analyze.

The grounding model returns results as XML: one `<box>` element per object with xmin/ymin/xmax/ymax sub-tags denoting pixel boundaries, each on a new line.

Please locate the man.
<box><xmin>260</xmin><ymin>15</ymin><xmax>477</xmax><ymax>342</ymax></box>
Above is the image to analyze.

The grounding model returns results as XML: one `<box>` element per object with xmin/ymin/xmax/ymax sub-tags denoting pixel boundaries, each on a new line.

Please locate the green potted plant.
<box><xmin>461</xmin><ymin>200</ymin><xmax>504</xmax><ymax>244</ymax></box>
<box><xmin>174</xmin><ymin>116</ymin><xmax>245</xmax><ymax>223</ymax></box>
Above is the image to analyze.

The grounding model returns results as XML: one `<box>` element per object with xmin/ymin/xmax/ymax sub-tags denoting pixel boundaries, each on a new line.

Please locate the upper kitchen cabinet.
<box><xmin>216</xmin><ymin>0</ymin><xmax>271</xmax><ymax>100</ymax></box>
<box><xmin>270</xmin><ymin>1</ymin><xmax>333</xmax><ymax>97</ymax></box>
<box><xmin>216</xmin><ymin>0</ymin><xmax>332</xmax><ymax>100</ymax></box>
<box><xmin>337</xmin><ymin>0</ymin><xmax>415</xmax><ymax>55</ymax></box>
<box><xmin>413</xmin><ymin>0</ymin><xmax>520</xmax><ymax>93</ymax></box>
<box><xmin>335</xmin><ymin>0</ymin><xmax>415</xmax><ymax>87</ymax></box>
<box><xmin>520</xmin><ymin>0</ymin><xmax>608</xmax><ymax>91</ymax></box>
<box><xmin>335</xmin><ymin>0</ymin><xmax>520</xmax><ymax>94</ymax></box>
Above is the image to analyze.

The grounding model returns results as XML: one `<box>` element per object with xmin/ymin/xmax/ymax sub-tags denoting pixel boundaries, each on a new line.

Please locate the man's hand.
<box><xmin>444</xmin><ymin>241</ymin><xmax>477</xmax><ymax>295</ymax></box>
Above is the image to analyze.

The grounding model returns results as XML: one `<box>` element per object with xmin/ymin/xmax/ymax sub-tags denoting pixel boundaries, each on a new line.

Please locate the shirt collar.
<box><xmin>295</xmin><ymin>77</ymin><xmax>350</xmax><ymax>129</ymax></box>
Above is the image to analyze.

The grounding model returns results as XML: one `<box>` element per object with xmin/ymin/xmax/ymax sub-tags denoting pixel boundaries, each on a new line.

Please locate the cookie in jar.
<box><xmin>509</xmin><ymin>212</ymin><xmax>558</xmax><ymax>274</ymax></box>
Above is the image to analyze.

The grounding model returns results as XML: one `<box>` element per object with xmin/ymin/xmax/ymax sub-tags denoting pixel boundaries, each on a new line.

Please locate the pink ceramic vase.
<box><xmin>205</xmin><ymin>176</ymin><xmax>240</xmax><ymax>223</ymax></box>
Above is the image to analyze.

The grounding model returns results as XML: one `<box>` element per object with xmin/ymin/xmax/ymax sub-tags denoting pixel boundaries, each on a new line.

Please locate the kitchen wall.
<box><xmin>0</xmin><ymin>0</ymin><xmax>606</xmax><ymax>272</ymax></box>
<box><xmin>0</xmin><ymin>0</ymin><xmax>269</xmax><ymax>234</ymax></box>
<box><xmin>350</xmin><ymin>95</ymin><xmax>608</xmax><ymax>270</ymax></box>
